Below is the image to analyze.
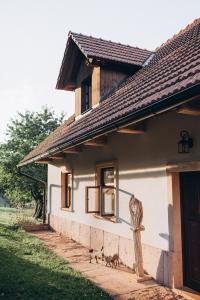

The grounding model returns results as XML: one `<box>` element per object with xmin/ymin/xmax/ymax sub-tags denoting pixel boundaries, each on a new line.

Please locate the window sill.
<box><xmin>75</xmin><ymin>108</ymin><xmax>92</xmax><ymax>121</ymax></box>
<box><xmin>61</xmin><ymin>208</ymin><xmax>74</xmax><ymax>212</ymax></box>
<box><xmin>81</xmin><ymin>108</ymin><xmax>92</xmax><ymax>115</ymax></box>
<box><xmin>92</xmin><ymin>214</ymin><xmax>117</xmax><ymax>223</ymax></box>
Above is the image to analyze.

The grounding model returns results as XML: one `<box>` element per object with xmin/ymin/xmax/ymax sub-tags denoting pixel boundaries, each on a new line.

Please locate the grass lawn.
<box><xmin>0</xmin><ymin>208</ymin><xmax>110</xmax><ymax>300</ymax></box>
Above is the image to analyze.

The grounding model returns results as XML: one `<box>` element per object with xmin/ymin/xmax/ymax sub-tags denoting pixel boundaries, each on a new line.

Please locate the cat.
<box><xmin>105</xmin><ymin>254</ymin><xmax>120</xmax><ymax>268</ymax></box>
<box><xmin>105</xmin><ymin>255</ymin><xmax>113</xmax><ymax>267</ymax></box>
<box><xmin>111</xmin><ymin>254</ymin><xmax>119</xmax><ymax>268</ymax></box>
<box><xmin>89</xmin><ymin>246</ymin><xmax>104</xmax><ymax>263</ymax></box>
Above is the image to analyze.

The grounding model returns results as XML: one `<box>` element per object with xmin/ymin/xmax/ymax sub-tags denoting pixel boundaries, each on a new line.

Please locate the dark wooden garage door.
<box><xmin>180</xmin><ymin>171</ymin><xmax>200</xmax><ymax>292</ymax></box>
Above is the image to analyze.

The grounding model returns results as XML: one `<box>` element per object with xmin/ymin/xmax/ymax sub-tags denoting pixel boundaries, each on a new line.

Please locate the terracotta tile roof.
<box><xmin>56</xmin><ymin>32</ymin><xmax>153</xmax><ymax>90</ymax></box>
<box><xmin>154</xmin><ymin>18</ymin><xmax>200</xmax><ymax>62</ymax></box>
<box><xmin>19</xmin><ymin>18</ymin><xmax>200</xmax><ymax>166</ymax></box>
<box><xmin>69</xmin><ymin>32</ymin><xmax>153</xmax><ymax>66</ymax></box>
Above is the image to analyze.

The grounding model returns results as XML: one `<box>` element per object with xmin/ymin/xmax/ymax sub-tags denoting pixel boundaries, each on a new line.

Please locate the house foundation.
<box><xmin>49</xmin><ymin>214</ymin><xmax>170</xmax><ymax>286</ymax></box>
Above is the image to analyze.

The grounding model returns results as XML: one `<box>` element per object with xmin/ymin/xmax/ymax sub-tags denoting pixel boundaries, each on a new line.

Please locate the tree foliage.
<box><xmin>0</xmin><ymin>107</ymin><xmax>64</xmax><ymax>215</ymax></box>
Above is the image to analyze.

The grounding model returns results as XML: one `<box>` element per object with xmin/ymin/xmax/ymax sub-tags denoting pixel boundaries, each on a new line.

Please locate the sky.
<box><xmin>0</xmin><ymin>0</ymin><xmax>200</xmax><ymax>142</ymax></box>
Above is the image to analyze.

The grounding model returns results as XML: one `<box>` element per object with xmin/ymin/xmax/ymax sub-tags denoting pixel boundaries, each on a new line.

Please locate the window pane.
<box><xmin>101</xmin><ymin>187</ymin><xmax>115</xmax><ymax>215</ymax></box>
<box><xmin>102</xmin><ymin>168</ymin><xmax>114</xmax><ymax>186</ymax></box>
<box><xmin>65</xmin><ymin>173</ymin><xmax>72</xmax><ymax>208</ymax></box>
<box><xmin>85</xmin><ymin>85</ymin><xmax>90</xmax><ymax>110</ymax></box>
<box><xmin>81</xmin><ymin>76</ymin><xmax>91</xmax><ymax>113</ymax></box>
<box><xmin>86</xmin><ymin>187</ymin><xmax>100</xmax><ymax>213</ymax></box>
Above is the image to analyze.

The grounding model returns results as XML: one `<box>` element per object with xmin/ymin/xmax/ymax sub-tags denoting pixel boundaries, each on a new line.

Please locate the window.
<box><xmin>85</xmin><ymin>162</ymin><xmax>117</xmax><ymax>217</ymax></box>
<box><xmin>61</xmin><ymin>172</ymin><xmax>72</xmax><ymax>210</ymax></box>
<box><xmin>81</xmin><ymin>76</ymin><xmax>91</xmax><ymax>113</ymax></box>
<box><xmin>101</xmin><ymin>167</ymin><xmax>115</xmax><ymax>215</ymax></box>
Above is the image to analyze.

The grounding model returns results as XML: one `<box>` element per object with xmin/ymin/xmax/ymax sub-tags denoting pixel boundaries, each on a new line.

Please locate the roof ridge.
<box><xmin>69</xmin><ymin>31</ymin><xmax>152</xmax><ymax>53</ymax></box>
<box><xmin>68</xmin><ymin>31</ymin><xmax>89</xmax><ymax>58</ymax></box>
<box><xmin>156</xmin><ymin>18</ymin><xmax>200</xmax><ymax>51</ymax></box>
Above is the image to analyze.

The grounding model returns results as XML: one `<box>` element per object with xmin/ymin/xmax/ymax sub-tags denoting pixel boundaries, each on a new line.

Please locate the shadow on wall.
<box><xmin>71</xmin><ymin>161</ymin><xmax>166</xmax><ymax>191</ymax></box>
<box><xmin>116</xmin><ymin>188</ymin><xmax>134</xmax><ymax>226</ymax></box>
<box><xmin>155</xmin><ymin>249</ymin><xmax>169</xmax><ymax>285</ymax></box>
<box><xmin>159</xmin><ymin>204</ymin><xmax>174</xmax><ymax>246</ymax></box>
<box><xmin>157</xmin><ymin>204</ymin><xmax>175</xmax><ymax>285</ymax></box>
<box><xmin>122</xmin><ymin>194</ymin><xmax>171</xmax><ymax>285</ymax></box>
<box><xmin>48</xmin><ymin>184</ymin><xmax>61</xmax><ymax>215</ymax></box>
<box><xmin>73</xmin><ymin>175</ymin><xmax>95</xmax><ymax>191</ymax></box>
<box><xmin>119</xmin><ymin>169</ymin><xmax>166</xmax><ymax>180</ymax></box>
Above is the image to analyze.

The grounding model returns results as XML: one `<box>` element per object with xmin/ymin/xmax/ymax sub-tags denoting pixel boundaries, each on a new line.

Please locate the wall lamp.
<box><xmin>178</xmin><ymin>130</ymin><xmax>193</xmax><ymax>154</ymax></box>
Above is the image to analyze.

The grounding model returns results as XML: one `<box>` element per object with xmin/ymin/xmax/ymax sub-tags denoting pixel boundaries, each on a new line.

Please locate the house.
<box><xmin>0</xmin><ymin>194</ymin><xmax>9</xmax><ymax>207</ymax></box>
<box><xmin>18</xmin><ymin>18</ymin><xmax>200</xmax><ymax>292</ymax></box>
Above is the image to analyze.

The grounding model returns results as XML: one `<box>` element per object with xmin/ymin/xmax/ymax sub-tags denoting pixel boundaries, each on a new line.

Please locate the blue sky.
<box><xmin>0</xmin><ymin>0</ymin><xmax>200</xmax><ymax>142</ymax></box>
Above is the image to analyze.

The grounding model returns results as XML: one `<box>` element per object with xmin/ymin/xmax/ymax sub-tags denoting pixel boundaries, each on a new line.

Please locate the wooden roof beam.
<box><xmin>49</xmin><ymin>153</ymin><xmax>66</xmax><ymax>160</ymax></box>
<box><xmin>62</xmin><ymin>146</ymin><xmax>82</xmax><ymax>153</ymax></box>
<box><xmin>84</xmin><ymin>137</ymin><xmax>107</xmax><ymax>147</ymax></box>
<box><xmin>177</xmin><ymin>105</ymin><xmax>200</xmax><ymax>116</ymax></box>
<box><xmin>36</xmin><ymin>159</ymin><xmax>52</xmax><ymax>164</ymax></box>
<box><xmin>117</xmin><ymin>128</ymin><xmax>145</xmax><ymax>134</ymax></box>
<box><xmin>117</xmin><ymin>124</ymin><xmax>145</xmax><ymax>135</ymax></box>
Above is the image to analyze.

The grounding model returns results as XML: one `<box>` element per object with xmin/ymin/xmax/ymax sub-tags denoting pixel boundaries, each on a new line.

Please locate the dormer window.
<box><xmin>81</xmin><ymin>76</ymin><xmax>91</xmax><ymax>114</ymax></box>
<box><xmin>56</xmin><ymin>32</ymin><xmax>153</xmax><ymax>118</ymax></box>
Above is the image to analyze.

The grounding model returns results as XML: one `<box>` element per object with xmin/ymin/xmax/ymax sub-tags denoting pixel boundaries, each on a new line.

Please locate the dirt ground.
<box><xmin>31</xmin><ymin>230</ymin><xmax>195</xmax><ymax>300</ymax></box>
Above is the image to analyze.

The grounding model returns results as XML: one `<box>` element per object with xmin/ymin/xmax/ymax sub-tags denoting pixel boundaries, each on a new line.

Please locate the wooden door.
<box><xmin>180</xmin><ymin>171</ymin><xmax>200</xmax><ymax>292</ymax></box>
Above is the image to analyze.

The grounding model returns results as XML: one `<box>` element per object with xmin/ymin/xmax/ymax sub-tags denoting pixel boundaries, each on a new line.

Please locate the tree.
<box><xmin>0</xmin><ymin>107</ymin><xmax>64</xmax><ymax>218</ymax></box>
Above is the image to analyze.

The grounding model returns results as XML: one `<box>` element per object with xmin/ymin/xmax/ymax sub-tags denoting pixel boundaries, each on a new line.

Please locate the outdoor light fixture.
<box><xmin>178</xmin><ymin>130</ymin><xmax>193</xmax><ymax>154</ymax></box>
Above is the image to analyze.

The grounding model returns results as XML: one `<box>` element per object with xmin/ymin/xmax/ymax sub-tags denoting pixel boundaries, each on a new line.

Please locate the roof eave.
<box><xmin>56</xmin><ymin>33</ymin><xmax>89</xmax><ymax>90</ymax></box>
<box><xmin>18</xmin><ymin>82</ymin><xmax>200</xmax><ymax>167</ymax></box>
<box><xmin>56</xmin><ymin>32</ymin><xmax>153</xmax><ymax>90</ymax></box>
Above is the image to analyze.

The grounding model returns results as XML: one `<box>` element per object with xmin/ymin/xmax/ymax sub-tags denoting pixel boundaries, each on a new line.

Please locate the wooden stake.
<box><xmin>129</xmin><ymin>196</ymin><xmax>152</xmax><ymax>282</ymax></box>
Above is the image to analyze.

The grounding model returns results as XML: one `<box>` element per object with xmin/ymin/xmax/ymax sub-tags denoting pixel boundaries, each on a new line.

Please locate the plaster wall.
<box><xmin>47</xmin><ymin>111</ymin><xmax>200</xmax><ymax>284</ymax></box>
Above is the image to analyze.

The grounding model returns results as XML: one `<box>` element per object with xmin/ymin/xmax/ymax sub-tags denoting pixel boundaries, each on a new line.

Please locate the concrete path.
<box><xmin>31</xmin><ymin>230</ymin><xmax>194</xmax><ymax>300</ymax></box>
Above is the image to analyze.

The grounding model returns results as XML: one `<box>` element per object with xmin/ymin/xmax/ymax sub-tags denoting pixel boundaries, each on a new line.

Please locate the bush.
<box><xmin>10</xmin><ymin>209</ymin><xmax>39</xmax><ymax>227</ymax></box>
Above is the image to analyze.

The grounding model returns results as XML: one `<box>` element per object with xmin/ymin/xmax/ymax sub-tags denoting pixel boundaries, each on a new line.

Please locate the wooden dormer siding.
<box><xmin>75</xmin><ymin>88</ymin><xmax>81</xmax><ymax>116</ymax></box>
<box><xmin>100</xmin><ymin>68</ymin><xmax>128</xmax><ymax>100</ymax></box>
<box><xmin>92</xmin><ymin>66</ymin><xmax>100</xmax><ymax>107</ymax></box>
<box><xmin>75</xmin><ymin>65</ymin><xmax>129</xmax><ymax>117</ymax></box>
<box><xmin>75</xmin><ymin>65</ymin><xmax>98</xmax><ymax>117</ymax></box>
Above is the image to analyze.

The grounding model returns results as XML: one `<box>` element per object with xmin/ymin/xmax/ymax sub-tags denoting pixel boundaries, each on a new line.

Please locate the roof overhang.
<box><xmin>18</xmin><ymin>83</ymin><xmax>200</xmax><ymax>167</ymax></box>
<box><xmin>56</xmin><ymin>37</ymin><xmax>85</xmax><ymax>91</ymax></box>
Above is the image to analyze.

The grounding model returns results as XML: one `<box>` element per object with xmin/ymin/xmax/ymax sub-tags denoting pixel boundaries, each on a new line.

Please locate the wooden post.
<box><xmin>133</xmin><ymin>228</ymin><xmax>144</xmax><ymax>277</ymax></box>
<box><xmin>129</xmin><ymin>196</ymin><xmax>152</xmax><ymax>282</ymax></box>
<box><xmin>42</xmin><ymin>185</ymin><xmax>46</xmax><ymax>224</ymax></box>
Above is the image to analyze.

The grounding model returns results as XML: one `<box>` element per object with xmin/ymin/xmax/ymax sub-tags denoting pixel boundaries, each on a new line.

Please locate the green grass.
<box><xmin>0</xmin><ymin>207</ymin><xmax>37</xmax><ymax>226</ymax></box>
<box><xmin>0</xmin><ymin>208</ymin><xmax>110</xmax><ymax>300</ymax></box>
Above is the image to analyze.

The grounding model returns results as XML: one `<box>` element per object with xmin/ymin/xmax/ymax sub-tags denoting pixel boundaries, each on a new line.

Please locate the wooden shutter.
<box><xmin>61</xmin><ymin>172</ymin><xmax>72</xmax><ymax>209</ymax></box>
<box><xmin>65</xmin><ymin>173</ymin><xmax>72</xmax><ymax>208</ymax></box>
<box><xmin>61</xmin><ymin>172</ymin><xmax>66</xmax><ymax>208</ymax></box>
<box><xmin>85</xmin><ymin>186</ymin><xmax>100</xmax><ymax>213</ymax></box>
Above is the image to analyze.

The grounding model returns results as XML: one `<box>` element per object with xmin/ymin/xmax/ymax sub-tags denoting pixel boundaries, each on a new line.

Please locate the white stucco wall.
<box><xmin>47</xmin><ymin>111</ymin><xmax>200</xmax><ymax>252</ymax></box>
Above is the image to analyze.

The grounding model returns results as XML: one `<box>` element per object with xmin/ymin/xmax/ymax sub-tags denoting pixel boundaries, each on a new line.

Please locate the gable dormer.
<box><xmin>56</xmin><ymin>32</ymin><xmax>153</xmax><ymax>117</ymax></box>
